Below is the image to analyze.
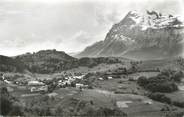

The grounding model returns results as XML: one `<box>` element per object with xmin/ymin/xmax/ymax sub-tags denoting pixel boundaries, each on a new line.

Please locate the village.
<box><xmin>0</xmin><ymin>72</ymin><xmax>91</xmax><ymax>94</ymax></box>
<box><xmin>1</xmin><ymin>61</ymin><xmax>184</xmax><ymax>117</ymax></box>
<box><xmin>0</xmin><ymin>63</ymin><xmax>164</xmax><ymax>96</ymax></box>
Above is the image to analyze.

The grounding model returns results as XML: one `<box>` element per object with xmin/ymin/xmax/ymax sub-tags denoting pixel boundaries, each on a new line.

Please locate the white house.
<box><xmin>4</xmin><ymin>80</ymin><xmax>12</xmax><ymax>84</ymax></box>
<box><xmin>143</xmin><ymin>100</ymin><xmax>153</xmax><ymax>105</ymax></box>
<box><xmin>28</xmin><ymin>81</ymin><xmax>44</xmax><ymax>86</ymax></box>
<box><xmin>108</xmin><ymin>76</ymin><xmax>113</xmax><ymax>79</ymax></box>
<box><xmin>30</xmin><ymin>85</ymin><xmax>48</xmax><ymax>92</ymax></box>
<box><xmin>98</xmin><ymin>77</ymin><xmax>103</xmax><ymax>80</ymax></box>
<box><xmin>76</xmin><ymin>83</ymin><xmax>84</xmax><ymax>88</ymax></box>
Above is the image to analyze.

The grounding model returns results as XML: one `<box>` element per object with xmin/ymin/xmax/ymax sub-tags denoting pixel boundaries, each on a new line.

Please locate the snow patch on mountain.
<box><xmin>128</xmin><ymin>10</ymin><xmax>184</xmax><ymax>31</ymax></box>
<box><xmin>77</xmin><ymin>10</ymin><xmax>184</xmax><ymax>59</ymax></box>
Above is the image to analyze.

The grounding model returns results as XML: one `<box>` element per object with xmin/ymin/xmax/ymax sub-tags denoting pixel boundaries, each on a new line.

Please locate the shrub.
<box><xmin>148</xmin><ymin>93</ymin><xmax>171</xmax><ymax>104</ymax></box>
<box><xmin>85</xmin><ymin>107</ymin><xmax>127</xmax><ymax>117</ymax></box>
<box><xmin>0</xmin><ymin>94</ymin><xmax>13</xmax><ymax>115</ymax></box>
<box><xmin>171</xmin><ymin>71</ymin><xmax>184</xmax><ymax>82</ymax></box>
<box><xmin>146</xmin><ymin>81</ymin><xmax>178</xmax><ymax>93</ymax></box>
<box><xmin>173</xmin><ymin>101</ymin><xmax>184</xmax><ymax>108</ymax></box>
<box><xmin>137</xmin><ymin>75</ymin><xmax>178</xmax><ymax>93</ymax></box>
<box><xmin>9</xmin><ymin>103</ymin><xmax>24</xmax><ymax>116</ymax></box>
<box><xmin>137</xmin><ymin>76</ymin><xmax>148</xmax><ymax>87</ymax></box>
<box><xmin>0</xmin><ymin>87</ymin><xmax>23</xmax><ymax>116</ymax></box>
<box><xmin>118</xmin><ymin>80</ymin><xmax>123</xmax><ymax>84</ymax></box>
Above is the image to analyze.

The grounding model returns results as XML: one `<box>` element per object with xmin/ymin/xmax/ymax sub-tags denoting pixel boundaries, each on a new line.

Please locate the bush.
<box><xmin>137</xmin><ymin>75</ymin><xmax>178</xmax><ymax>93</ymax></box>
<box><xmin>137</xmin><ymin>76</ymin><xmax>148</xmax><ymax>87</ymax></box>
<box><xmin>118</xmin><ymin>80</ymin><xmax>124</xmax><ymax>84</ymax></box>
<box><xmin>173</xmin><ymin>101</ymin><xmax>184</xmax><ymax>108</ymax></box>
<box><xmin>9</xmin><ymin>103</ymin><xmax>24</xmax><ymax>116</ymax></box>
<box><xmin>171</xmin><ymin>71</ymin><xmax>184</xmax><ymax>82</ymax></box>
<box><xmin>148</xmin><ymin>93</ymin><xmax>171</xmax><ymax>104</ymax></box>
<box><xmin>0</xmin><ymin>94</ymin><xmax>13</xmax><ymax>115</ymax></box>
<box><xmin>0</xmin><ymin>87</ymin><xmax>23</xmax><ymax>116</ymax></box>
<box><xmin>146</xmin><ymin>81</ymin><xmax>178</xmax><ymax>93</ymax></box>
<box><xmin>84</xmin><ymin>107</ymin><xmax>127</xmax><ymax>117</ymax></box>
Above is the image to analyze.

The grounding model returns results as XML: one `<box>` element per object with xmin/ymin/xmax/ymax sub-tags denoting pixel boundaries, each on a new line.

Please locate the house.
<box><xmin>28</xmin><ymin>80</ymin><xmax>44</xmax><ymax>86</ymax></box>
<box><xmin>4</xmin><ymin>79</ymin><xmax>12</xmax><ymax>84</ymax></box>
<box><xmin>30</xmin><ymin>87</ymin><xmax>37</xmax><ymax>92</ymax></box>
<box><xmin>63</xmin><ymin>80</ymin><xmax>71</xmax><ymax>85</ymax></box>
<box><xmin>74</xmin><ymin>75</ymin><xmax>85</xmax><ymax>79</ymax></box>
<box><xmin>76</xmin><ymin>83</ymin><xmax>84</xmax><ymax>89</ymax></box>
<box><xmin>30</xmin><ymin>85</ymin><xmax>48</xmax><ymax>93</ymax></box>
<box><xmin>98</xmin><ymin>77</ymin><xmax>103</xmax><ymax>81</ymax></box>
<box><xmin>58</xmin><ymin>80</ymin><xmax>63</xmax><ymax>83</ymax></box>
<box><xmin>143</xmin><ymin>100</ymin><xmax>153</xmax><ymax>105</ymax></box>
<box><xmin>108</xmin><ymin>76</ymin><xmax>113</xmax><ymax>79</ymax></box>
<box><xmin>76</xmin><ymin>83</ymin><xmax>88</xmax><ymax>89</ymax></box>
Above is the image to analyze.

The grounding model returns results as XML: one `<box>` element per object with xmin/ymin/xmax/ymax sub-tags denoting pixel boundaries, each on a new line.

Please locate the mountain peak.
<box><xmin>128</xmin><ymin>10</ymin><xmax>140</xmax><ymax>16</ymax></box>
<box><xmin>78</xmin><ymin>10</ymin><xmax>184</xmax><ymax>59</ymax></box>
<box><xmin>121</xmin><ymin>10</ymin><xmax>184</xmax><ymax>31</ymax></box>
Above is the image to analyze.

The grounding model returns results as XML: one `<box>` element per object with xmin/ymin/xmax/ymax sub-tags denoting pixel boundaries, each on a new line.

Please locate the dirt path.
<box><xmin>21</xmin><ymin>93</ymin><xmax>41</xmax><ymax>97</ymax></box>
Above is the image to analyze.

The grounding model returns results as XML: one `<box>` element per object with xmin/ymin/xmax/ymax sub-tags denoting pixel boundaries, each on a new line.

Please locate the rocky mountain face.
<box><xmin>77</xmin><ymin>11</ymin><xmax>184</xmax><ymax>60</ymax></box>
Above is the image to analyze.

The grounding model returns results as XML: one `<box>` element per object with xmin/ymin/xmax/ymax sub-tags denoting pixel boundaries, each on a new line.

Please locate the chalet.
<box><xmin>108</xmin><ymin>76</ymin><xmax>113</xmax><ymax>79</ymax></box>
<box><xmin>4</xmin><ymin>79</ymin><xmax>12</xmax><ymax>84</ymax></box>
<box><xmin>28</xmin><ymin>81</ymin><xmax>44</xmax><ymax>86</ymax></box>
<box><xmin>76</xmin><ymin>83</ymin><xmax>88</xmax><ymax>89</ymax></box>
<box><xmin>76</xmin><ymin>83</ymin><xmax>84</xmax><ymax>88</ymax></box>
<box><xmin>98</xmin><ymin>77</ymin><xmax>103</xmax><ymax>80</ymax></box>
<box><xmin>74</xmin><ymin>75</ymin><xmax>85</xmax><ymax>79</ymax></box>
<box><xmin>143</xmin><ymin>100</ymin><xmax>153</xmax><ymax>105</ymax></box>
<box><xmin>30</xmin><ymin>85</ymin><xmax>48</xmax><ymax>93</ymax></box>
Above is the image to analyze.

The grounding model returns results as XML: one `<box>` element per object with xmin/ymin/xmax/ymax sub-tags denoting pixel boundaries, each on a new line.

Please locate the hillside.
<box><xmin>0</xmin><ymin>55</ymin><xmax>25</xmax><ymax>72</ymax></box>
<box><xmin>15</xmin><ymin>49</ymin><xmax>78</xmax><ymax>73</ymax></box>
<box><xmin>0</xmin><ymin>49</ymin><xmax>124</xmax><ymax>73</ymax></box>
<box><xmin>77</xmin><ymin>10</ymin><xmax>184</xmax><ymax>60</ymax></box>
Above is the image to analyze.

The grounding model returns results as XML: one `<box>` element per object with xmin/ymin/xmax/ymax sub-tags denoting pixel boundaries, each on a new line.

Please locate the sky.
<box><xmin>0</xmin><ymin>0</ymin><xmax>183</xmax><ymax>56</ymax></box>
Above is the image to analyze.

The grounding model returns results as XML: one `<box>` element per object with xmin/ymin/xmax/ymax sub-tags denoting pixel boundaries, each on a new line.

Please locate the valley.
<box><xmin>0</xmin><ymin>9</ymin><xmax>184</xmax><ymax>117</ymax></box>
<box><xmin>1</xmin><ymin>55</ymin><xmax>184</xmax><ymax>116</ymax></box>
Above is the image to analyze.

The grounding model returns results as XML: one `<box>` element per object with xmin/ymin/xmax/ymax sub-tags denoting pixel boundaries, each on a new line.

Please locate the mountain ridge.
<box><xmin>77</xmin><ymin>10</ymin><xmax>184</xmax><ymax>60</ymax></box>
<box><xmin>0</xmin><ymin>49</ymin><xmax>124</xmax><ymax>73</ymax></box>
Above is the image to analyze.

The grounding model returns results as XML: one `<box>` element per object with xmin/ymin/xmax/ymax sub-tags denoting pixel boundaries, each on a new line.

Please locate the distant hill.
<box><xmin>0</xmin><ymin>49</ymin><xmax>124</xmax><ymax>73</ymax></box>
<box><xmin>0</xmin><ymin>49</ymin><xmax>183</xmax><ymax>73</ymax></box>
<box><xmin>77</xmin><ymin>10</ymin><xmax>184</xmax><ymax>60</ymax></box>
<box><xmin>0</xmin><ymin>55</ymin><xmax>25</xmax><ymax>72</ymax></box>
<box><xmin>15</xmin><ymin>49</ymin><xmax>78</xmax><ymax>73</ymax></box>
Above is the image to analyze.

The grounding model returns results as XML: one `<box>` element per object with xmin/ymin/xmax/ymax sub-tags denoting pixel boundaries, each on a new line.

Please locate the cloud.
<box><xmin>71</xmin><ymin>30</ymin><xmax>92</xmax><ymax>44</ymax></box>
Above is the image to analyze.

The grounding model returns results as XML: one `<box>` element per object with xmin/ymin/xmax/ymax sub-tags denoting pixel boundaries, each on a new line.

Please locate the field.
<box><xmin>1</xmin><ymin>58</ymin><xmax>184</xmax><ymax>116</ymax></box>
<box><xmin>13</xmin><ymin>87</ymin><xmax>176</xmax><ymax>117</ymax></box>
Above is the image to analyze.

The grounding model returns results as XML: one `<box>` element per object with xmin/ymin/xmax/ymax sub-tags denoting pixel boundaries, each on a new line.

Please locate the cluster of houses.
<box><xmin>56</xmin><ymin>73</ymin><xmax>87</xmax><ymax>88</ymax></box>
<box><xmin>0</xmin><ymin>73</ymin><xmax>12</xmax><ymax>84</ymax></box>
<box><xmin>0</xmin><ymin>72</ymin><xmax>89</xmax><ymax>93</ymax></box>
<box><xmin>27</xmin><ymin>73</ymin><xmax>88</xmax><ymax>93</ymax></box>
<box><xmin>28</xmin><ymin>80</ymin><xmax>48</xmax><ymax>93</ymax></box>
<box><xmin>98</xmin><ymin>76</ymin><xmax>113</xmax><ymax>81</ymax></box>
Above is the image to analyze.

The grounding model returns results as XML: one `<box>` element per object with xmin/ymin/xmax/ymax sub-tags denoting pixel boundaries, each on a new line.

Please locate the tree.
<box><xmin>0</xmin><ymin>87</ymin><xmax>23</xmax><ymax>116</ymax></box>
<box><xmin>148</xmin><ymin>93</ymin><xmax>171</xmax><ymax>104</ymax></box>
<box><xmin>0</xmin><ymin>87</ymin><xmax>12</xmax><ymax>115</ymax></box>
<box><xmin>171</xmin><ymin>71</ymin><xmax>183</xmax><ymax>82</ymax></box>
<box><xmin>137</xmin><ymin>76</ymin><xmax>148</xmax><ymax>87</ymax></box>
